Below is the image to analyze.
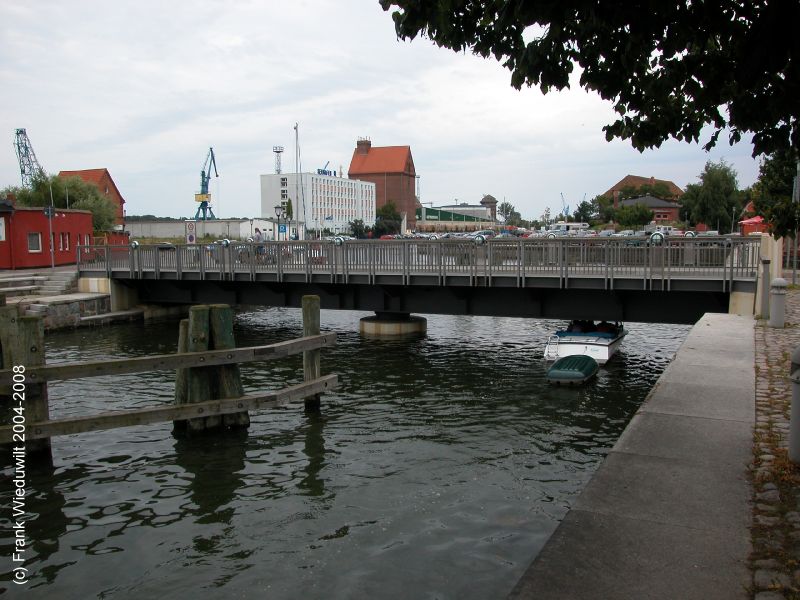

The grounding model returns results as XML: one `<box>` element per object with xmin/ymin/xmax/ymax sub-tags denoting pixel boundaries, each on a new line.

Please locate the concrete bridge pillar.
<box><xmin>359</xmin><ymin>311</ymin><xmax>427</xmax><ymax>337</ymax></box>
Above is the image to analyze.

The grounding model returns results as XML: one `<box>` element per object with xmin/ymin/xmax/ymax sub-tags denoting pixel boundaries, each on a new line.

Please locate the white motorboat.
<box><xmin>544</xmin><ymin>321</ymin><xmax>627</xmax><ymax>365</ymax></box>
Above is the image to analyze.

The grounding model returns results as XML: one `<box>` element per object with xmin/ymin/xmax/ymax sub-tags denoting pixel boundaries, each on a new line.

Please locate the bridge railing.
<box><xmin>77</xmin><ymin>236</ymin><xmax>761</xmax><ymax>286</ymax></box>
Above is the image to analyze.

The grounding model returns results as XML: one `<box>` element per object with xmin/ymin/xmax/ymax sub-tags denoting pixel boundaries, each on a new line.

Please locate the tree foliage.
<box><xmin>381</xmin><ymin>1</ymin><xmax>800</xmax><ymax>156</ymax></box>
<box><xmin>680</xmin><ymin>160</ymin><xmax>741</xmax><ymax>232</ymax></box>
<box><xmin>349</xmin><ymin>219</ymin><xmax>368</xmax><ymax>239</ymax></box>
<box><xmin>2</xmin><ymin>174</ymin><xmax>117</xmax><ymax>231</ymax></box>
<box><xmin>617</xmin><ymin>182</ymin><xmax>673</xmax><ymax>200</ymax></box>
<box><xmin>752</xmin><ymin>150</ymin><xmax>798</xmax><ymax>238</ymax></box>
<box><xmin>615</xmin><ymin>203</ymin><xmax>653</xmax><ymax>227</ymax></box>
<box><xmin>497</xmin><ymin>200</ymin><xmax>514</xmax><ymax>222</ymax></box>
<box><xmin>572</xmin><ymin>200</ymin><xmax>595</xmax><ymax>223</ymax></box>
<box><xmin>373</xmin><ymin>202</ymin><xmax>402</xmax><ymax>236</ymax></box>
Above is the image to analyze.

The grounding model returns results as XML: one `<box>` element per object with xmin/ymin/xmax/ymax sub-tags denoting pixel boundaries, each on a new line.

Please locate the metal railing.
<box><xmin>77</xmin><ymin>236</ymin><xmax>761</xmax><ymax>289</ymax></box>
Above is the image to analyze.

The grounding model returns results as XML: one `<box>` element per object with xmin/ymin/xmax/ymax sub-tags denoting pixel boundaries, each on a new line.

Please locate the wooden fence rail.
<box><xmin>0</xmin><ymin>375</ymin><xmax>337</xmax><ymax>443</ymax></box>
<box><xmin>0</xmin><ymin>333</ymin><xmax>336</xmax><ymax>385</ymax></box>
<box><xmin>0</xmin><ymin>296</ymin><xmax>338</xmax><ymax>458</ymax></box>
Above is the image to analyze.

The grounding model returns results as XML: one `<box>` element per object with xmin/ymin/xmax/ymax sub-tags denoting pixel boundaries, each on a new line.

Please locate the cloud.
<box><xmin>0</xmin><ymin>1</ymin><xmax>760</xmax><ymax>221</ymax></box>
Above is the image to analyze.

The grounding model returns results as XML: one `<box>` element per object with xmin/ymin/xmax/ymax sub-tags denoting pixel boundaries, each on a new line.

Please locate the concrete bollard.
<box><xmin>769</xmin><ymin>278</ymin><xmax>788</xmax><ymax>328</ymax></box>
<box><xmin>790</xmin><ymin>345</ymin><xmax>800</xmax><ymax>464</ymax></box>
<box><xmin>761</xmin><ymin>258</ymin><xmax>771</xmax><ymax>319</ymax></box>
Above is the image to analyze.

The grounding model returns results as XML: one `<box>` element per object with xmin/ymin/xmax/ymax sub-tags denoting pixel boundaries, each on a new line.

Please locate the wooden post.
<box><xmin>183</xmin><ymin>305</ymin><xmax>216</xmax><ymax>433</ymax></box>
<box><xmin>209</xmin><ymin>304</ymin><xmax>249</xmax><ymax>428</ymax></box>
<box><xmin>15</xmin><ymin>316</ymin><xmax>53</xmax><ymax>463</ymax></box>
<box><xmin>0</xmin><ymin>299</ymin><xmax>19</xmax><ymax>428</ymax></box>
<box><xmin>172</xmin><ymin>318</ymin><xmax>190</xmax><ymax>434</ymax></box>
<box><xmin>302</xmin><ymin>295</ymin><xmax>321</xmax><ymax>412</ymax></box>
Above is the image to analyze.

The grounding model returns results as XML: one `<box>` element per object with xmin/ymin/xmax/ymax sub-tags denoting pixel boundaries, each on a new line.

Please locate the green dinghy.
<box><xmin>546</xmin><ymin>354</ymin><xmax>599</xmax><ymax>386</ymax></box>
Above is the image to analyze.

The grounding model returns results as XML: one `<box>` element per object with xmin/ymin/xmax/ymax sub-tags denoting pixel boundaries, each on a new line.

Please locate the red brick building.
<box><xmin>348</xmin><ymin>139</ymin><xmax>417</xmax><ymax>228</ymax></box>
<box><xmin>0</xmin><ymin>198</ymin><xmax>93</xmax><ymax>269</ymax></box>
<box><xmin>604</xmin><ymin>175</ymin><xmax>684</xmax><ymax>208</ymax></box>
<box><xmin>59</xmin><ymin>168</ymin><xmax>126</xmax><ymax>226</ymax></box>
<box><xmin>618</xmin><ymin>194</ymin><xmax>681</xmax><ymax>224</ymax></box>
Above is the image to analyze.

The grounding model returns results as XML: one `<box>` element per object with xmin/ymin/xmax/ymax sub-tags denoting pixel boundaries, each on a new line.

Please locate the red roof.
<box><xmin>58</xmin><ymin>168</ymin><xmax>125</xmax><ymax>205</ymax></box>
<box><xmin>604</xmin><ymin>175</ymin><xmax>684</xmax><ymax>198</ymax></box>
<box><xmin>349</xmin><ymin>146</ymin><xmax>414</xmax><ymax>175</ymax></box>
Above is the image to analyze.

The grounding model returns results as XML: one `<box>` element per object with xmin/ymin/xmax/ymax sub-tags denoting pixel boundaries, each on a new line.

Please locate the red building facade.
<box><xmin>58</xmin><ymin>168</ymin><xmax>126</xmax><ymax>226</ymax></box>
<box><xmin>348</xmin><ymin>139</ymin><xmax>418</xmax><ymax>228</ymax></box>
<box><xmin>0</xmin><ymin>200</ymin><xmax>93</xmax><ymax>269</ymax></box>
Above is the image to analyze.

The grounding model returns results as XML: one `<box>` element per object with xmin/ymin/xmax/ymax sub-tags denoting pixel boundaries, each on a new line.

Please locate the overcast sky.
<box><xmin>1</xmin><ymin>1</ymin><xmax>761</xmax><ymax>222</ymax></box>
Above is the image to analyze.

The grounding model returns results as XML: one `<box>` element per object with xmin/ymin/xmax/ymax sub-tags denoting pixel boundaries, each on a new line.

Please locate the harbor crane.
<box><xmin>195</xmin><ymin>147</ymin><xmax>218</xmax><ymax>220</ymax></box>
<box><xmin>14</xmin><ymin>128</ymin><xmax>46</xmax><ymax>188</ymax></box>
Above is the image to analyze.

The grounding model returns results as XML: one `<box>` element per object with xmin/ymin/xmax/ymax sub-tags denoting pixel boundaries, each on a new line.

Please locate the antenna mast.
<box><xmin>273</xmin><ymin>146</ymin><xmax>284</xmax><ymax>174</ymax></box>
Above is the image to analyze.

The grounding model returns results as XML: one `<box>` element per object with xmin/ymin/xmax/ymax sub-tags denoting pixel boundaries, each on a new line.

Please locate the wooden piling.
<box><xmin>172</xmin><ymin>306</ymin><xmax>214</xmax><ymax>433</ymax></box>
<box><xmin>16</xmin><ymin>316</ymin><xmax>52</xmax><ymax>462</ymax></box>
<box><xmin>209</xmin><ymin>304</ymin><xmax>249</xmax><ymax>428</ymax></box>
<box><xmin>302</xmin><ymin>295</ymin><xmax>322</xmax><ymax>412</ymax></box>
<box><xmin>0</xmin><ymin>299</ymin><xmax>18</xmax><ymax>427</ymax></box>
<box><xmin>172</xmin><ymin>319</ymin><xmax>190</xmax><ymax>434</ymax></box>
<box><xmin>174</xmin><ymin>304</ymin><xmax>250</xmax><ymax>434</ymax></box>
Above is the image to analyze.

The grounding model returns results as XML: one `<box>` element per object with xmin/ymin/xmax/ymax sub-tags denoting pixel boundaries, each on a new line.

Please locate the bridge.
<box><xmin>77</xmin><ymin>236</ymin><xmax>762</xmax><ymax>324</ymax></box>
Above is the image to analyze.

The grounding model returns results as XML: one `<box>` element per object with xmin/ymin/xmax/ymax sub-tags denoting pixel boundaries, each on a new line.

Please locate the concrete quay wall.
<box><xmin>510</xmin><ymin>312</ymin><xmax>754</xmax><ymax>599</ymax></box>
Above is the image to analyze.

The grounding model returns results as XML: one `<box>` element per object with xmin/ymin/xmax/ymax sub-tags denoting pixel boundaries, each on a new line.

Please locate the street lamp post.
<box><xmin>275</xmin><ymin>204</ymin><xmax>285</xmax><ymax>241</ymax></box>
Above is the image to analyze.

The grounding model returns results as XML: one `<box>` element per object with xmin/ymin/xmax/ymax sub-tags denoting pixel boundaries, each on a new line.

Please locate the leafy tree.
<box><xmin>349</xmin><ymin>219</ymin><xmax>368</xmax><ymax>239</ymax></box>
<box><xmin>615</xmin><ymin>203</ymin><xmax>653</xmax><ymax>227</ymax></box>
<box><xmin>381</xmin><ymin>1</ymin><xmax>800</xmax><ymax>156</ymax></box>
<box><xmin>752</xmin><ymin>150</ymin><xmax>798</xmax><ymax>238</ymax></box>
<box><xmin>618</xmin><ymin>182</ymin><xmax>673</xmax><ymax>200</ymax></box>
<box><xmin>2</xmin><ymin>174</ymin><xmax>117</xmax><ymax>231</ymax></box>
<box><xmin>505</xmin><ymin>209</ymin><xmax>522</xmax><ymax>226</ymax></box>
<box><xmin>497</xmin><ymin>200</ymin><xmax>515</xmax><ymax>222</ymax></box>
<box><xmin>681</xmin><ymin>160</ymin><xmax>741</xmax><ymax>231</ymax></box>
<box><xmin>572</xmin><ymin>200</ymin><xmax>595</xmax><ymax>223</ymax></box>
<box><xmin>374</xmin><ymin>202</ymin><xmax>402</xmax><ymax>236</ymax></box>
<box><xmin>592</xmin><ymin>195</ymin><xmax>616</xmax><ymax>223</ymax></box>
<box><xmin>285</xmin><ymin>198</ymin><xmax>294</xmax><ymax>220</ymax></box>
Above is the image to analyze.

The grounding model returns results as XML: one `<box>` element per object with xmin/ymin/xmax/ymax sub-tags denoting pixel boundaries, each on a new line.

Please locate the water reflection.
<box><xmin>173</xmin><ymin>430</ymin><xmax>247</xmax><ymax>523</ymax></box>
<box><xmin>297</xmin><ymin>412</ymin><xmax>327</xmax><ymax>498</ymax></box>
<box><xmin>0</xmin><ymin>310</ymin><xmax>690</xmax><ymax>599</ymax></box>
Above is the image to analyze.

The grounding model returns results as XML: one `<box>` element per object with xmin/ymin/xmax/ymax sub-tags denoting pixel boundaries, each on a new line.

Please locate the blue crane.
<box><xmin>194</xmin><ymin>147</ymin><xmax>218</xmax><ymax>220</ymax></box>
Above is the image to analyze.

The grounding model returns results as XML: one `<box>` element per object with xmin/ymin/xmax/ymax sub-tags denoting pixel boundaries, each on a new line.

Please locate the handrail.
<box><xmin>76</xmin><ymin>236</ymin><xmax>761</xmax><ymax>286</ymax></box>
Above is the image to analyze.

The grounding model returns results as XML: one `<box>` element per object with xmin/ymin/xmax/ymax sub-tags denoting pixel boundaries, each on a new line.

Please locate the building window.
<box><xmin>281</xmin><ymin>189</ymin><xmax>288</xmax><ymax>200</ymax></box>
<box><xmin>59</xmin><ymin>232</ymin><xmax>64</xmax><ymax>251</ymax></box>
<box><xmin>0</xmin><ymin>216</ymin><xmax>5</xmax><ymax>242</ymax></box>
<box><xmin>280</xmin><ymin>177</ymin><xmax>288</xmax><ymax>187</ymax></box>
<box><xmin>65</xmin><ymin>232</ymin><xmax>70</xmax><ymax>251</ymax></box>
<box><xmin>28</xmin><ymin>232</ymin><xmax>42</xmax><ymax>253</ymax></box>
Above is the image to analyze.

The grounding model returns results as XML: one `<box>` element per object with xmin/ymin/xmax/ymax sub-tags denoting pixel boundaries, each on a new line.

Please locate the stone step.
<box><xmin>2</xmin><ymin>286</ymin><xmax>40</xmax><ymax>297</ymax></box>
<box><xmin>0</xmin><ymin>277</ymin><xmax>45</xmax><ymax>288</ymax></box>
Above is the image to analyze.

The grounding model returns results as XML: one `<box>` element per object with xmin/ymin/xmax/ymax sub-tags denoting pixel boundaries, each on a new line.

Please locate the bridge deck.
<box><xmin>78</xmin><ymin>237</ymin><xmax>760</xmax><ymax>293</ymax></box>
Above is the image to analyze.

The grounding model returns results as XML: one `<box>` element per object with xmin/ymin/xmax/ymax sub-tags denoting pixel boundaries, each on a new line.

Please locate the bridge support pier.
<box><xmin>359</xmin><ymin>311</ymin><xmax>427</xmax><ymax>338</ymax></box>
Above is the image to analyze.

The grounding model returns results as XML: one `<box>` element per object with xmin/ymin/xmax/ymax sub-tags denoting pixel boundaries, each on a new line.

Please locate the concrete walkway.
<box><xmin>510</xmin><ymin>312</ymin><xmax>755</xmax><ymax>599</ymax></box>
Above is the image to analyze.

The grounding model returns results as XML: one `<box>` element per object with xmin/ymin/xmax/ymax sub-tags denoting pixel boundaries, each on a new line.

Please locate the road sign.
<box><xmin>279</xmin><ymin>224</ymin><xmax>287</xmax><ymax>233</ymax></box>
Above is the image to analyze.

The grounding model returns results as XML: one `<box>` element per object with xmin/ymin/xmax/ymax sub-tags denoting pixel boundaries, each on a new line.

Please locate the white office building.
<box><xmin>260</xmin><ymin>171</ymin><xmax>376</xmax><ymax>236</ymax></box>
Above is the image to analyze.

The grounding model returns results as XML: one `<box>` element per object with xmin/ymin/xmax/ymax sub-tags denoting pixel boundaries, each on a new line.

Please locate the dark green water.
<box><xmin>0</xmin><ymin>310</ymin><xmax>689</xmax><ymax>599</ymax></box>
